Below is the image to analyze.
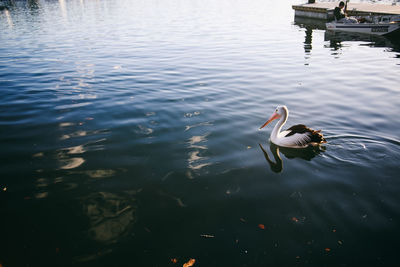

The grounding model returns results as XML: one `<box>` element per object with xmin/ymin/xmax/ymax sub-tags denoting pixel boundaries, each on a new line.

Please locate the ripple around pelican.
<box><xmin>320</xmin><ymin>132</ymin><xmax>400</xmax><ymax>172</ymax></box>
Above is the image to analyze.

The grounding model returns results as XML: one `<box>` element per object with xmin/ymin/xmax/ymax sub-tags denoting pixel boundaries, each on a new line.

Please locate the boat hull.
<box><xmin>326</xmin><ymin>22</ymin><xmax>400</xmax><ymax>36</ymax></box>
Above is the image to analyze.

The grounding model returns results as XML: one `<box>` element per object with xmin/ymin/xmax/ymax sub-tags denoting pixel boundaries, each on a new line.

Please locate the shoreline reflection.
<box><xmin>259</xmin><ymin>142</ymin><xmax>325</xmax><ymax>173</ymax></box>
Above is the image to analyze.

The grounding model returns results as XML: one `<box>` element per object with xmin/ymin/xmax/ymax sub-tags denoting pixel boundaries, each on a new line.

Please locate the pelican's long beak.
<box><xmin>259</xmin><ymin>112</ymin><xmax>281</xmax><ymax>129</ymax></box>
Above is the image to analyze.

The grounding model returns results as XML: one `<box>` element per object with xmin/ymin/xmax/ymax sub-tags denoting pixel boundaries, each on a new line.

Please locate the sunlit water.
<box><xmin>1</xmin><ymin>0</ymin><xmax>400</xmax><ymax>266</ymax></box>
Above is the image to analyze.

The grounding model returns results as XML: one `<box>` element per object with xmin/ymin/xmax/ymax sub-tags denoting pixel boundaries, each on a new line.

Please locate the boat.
<box><xmin>326</xmin><ymin>15</ymin><xmax>400</xmax><ymax>36</ymax></box>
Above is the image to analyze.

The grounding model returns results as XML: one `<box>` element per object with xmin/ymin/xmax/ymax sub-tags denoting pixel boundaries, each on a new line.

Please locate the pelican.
<box><xmin>260</xmin><ymin>105</ymin><xmax>326</xmax><ymax>148</ymax></box>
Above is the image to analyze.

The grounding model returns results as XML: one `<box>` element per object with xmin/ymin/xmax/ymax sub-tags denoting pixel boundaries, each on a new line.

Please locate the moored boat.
<box><xmin>326</xmin><ymin>15</ymin><xmax>400</xmax><ymax>36</ymax></box>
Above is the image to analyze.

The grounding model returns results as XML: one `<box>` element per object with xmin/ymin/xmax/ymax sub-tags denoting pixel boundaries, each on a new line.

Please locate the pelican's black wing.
<box><xmin>285</xmin><ymin>124</ymin><xmax>326</xmax><ymax>144</ymax></box>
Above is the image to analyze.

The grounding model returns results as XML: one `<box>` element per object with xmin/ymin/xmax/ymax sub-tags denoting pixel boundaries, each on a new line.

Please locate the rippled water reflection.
<box><xmin>1</xmin><ymin>0</ymin><xmax>400</xmax><ymax>266</ymax></box>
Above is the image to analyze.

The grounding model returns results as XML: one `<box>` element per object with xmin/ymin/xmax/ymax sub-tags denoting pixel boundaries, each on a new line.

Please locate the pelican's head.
<box><xmin>259</xmin><ymin>105</ymin><xmax>288</xmax><ymax>129</ymax></box>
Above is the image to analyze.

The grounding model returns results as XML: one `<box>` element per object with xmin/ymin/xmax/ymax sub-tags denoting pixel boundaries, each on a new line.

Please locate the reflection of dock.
<box><xmin>294</xmin><ymin>16</ymin><xmax>400</xmax><ymax>53</ymax></box>
<box><xmin>293</xmin><ymin>2</ymin><xmax>400</xmax><ymax>20</ymax></box>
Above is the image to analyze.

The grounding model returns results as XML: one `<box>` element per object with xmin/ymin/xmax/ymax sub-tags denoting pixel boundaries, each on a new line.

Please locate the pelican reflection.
<box><xmin>259</xmin><ymin>143</ymin><xmax>325</xmax><ymax>173</ymax></box>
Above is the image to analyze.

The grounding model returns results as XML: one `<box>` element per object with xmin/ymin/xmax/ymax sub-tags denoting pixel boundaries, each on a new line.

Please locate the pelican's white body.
<box><xmin>261</xmin><ymin>106</ymin><xmax>325</xmax><ymax>148</ymax></box>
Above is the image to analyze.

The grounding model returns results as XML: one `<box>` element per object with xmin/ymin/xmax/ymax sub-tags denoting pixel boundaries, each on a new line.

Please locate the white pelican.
<box><xmin>260</xmin><ymin>105</ymin><xmax>326</xmax><ymax>148</ymax></box>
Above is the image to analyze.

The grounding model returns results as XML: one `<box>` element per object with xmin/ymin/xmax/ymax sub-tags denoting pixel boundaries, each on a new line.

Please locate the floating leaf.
<box><xmin>183</xmin><ymin>258</ymin><xmax>195</xmax><ymax>267</ymax></box>
<box><xmin>291</xmin><ymin>217</ymin><xmax>299</xmax><ymax>223</ymax></box>
<box><xmin>258</xmin><ymin>224</ymin><xmax>265</xmax><ymax>230</ymax></box>
<box><xmin>240</xmin><ymin>218</ymin><xmax>246</xmax><ymax>223</ymax></box>
<box><xmin>171</xmin><ymin>258</ymin><xmax>178</xmax><ymax>264</ymax></box>
<box><xmin>325</xmin><ymin>248</ymin><xmax>331</xmax><ymax>252</ymax></box>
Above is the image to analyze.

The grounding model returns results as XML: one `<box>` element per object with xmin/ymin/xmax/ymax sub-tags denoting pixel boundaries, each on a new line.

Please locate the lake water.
<box><xmin>1</xmin><ymin>0</ymin><xmax>400</xmax><ymax>266</ymax></box>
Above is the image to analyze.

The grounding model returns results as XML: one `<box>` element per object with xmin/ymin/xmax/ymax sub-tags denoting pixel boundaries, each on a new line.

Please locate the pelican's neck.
<box><xmin>271</xmin><ymin>111</ymin><xmax>288</xmax><ymax>140</ymax></box>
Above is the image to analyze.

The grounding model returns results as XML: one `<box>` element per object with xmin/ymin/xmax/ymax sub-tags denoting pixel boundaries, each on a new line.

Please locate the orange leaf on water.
<box><xmin>258</xmin><ymin>224</ymin><xmax>265</xmax><ymax>230</ymax></box>
<box><xmin>325</xmin><ymin>248</ymin><xmax>331</xmax><ymax>252</ymax></box>
<box><xmin>171</xmin><ymin>258</ymin><xmax>178</xmax><ymax>264</ymax></box>
<box><xmin>292</xmin><ymin>217</ymin><xmax>299</xmax><ymax>223</ymax></box>
<box><xmin>183</xmin><ymin>258</ymin><xmax>195</xmax><ymax>267</ymax></box>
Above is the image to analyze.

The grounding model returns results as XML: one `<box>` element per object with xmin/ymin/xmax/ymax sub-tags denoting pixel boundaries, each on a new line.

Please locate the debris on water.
<box><xmin>247</xmin><ymin>146</ymin><xmax>252</xmax><ymax>149</ymax></box>
<box><xmin>325</xmin><ymin>248</ymin><xmax>331</xmax><ymax>252</ymax></box>
<box><xmin>2</xmin><ymin>187</ymin><xmax>6</xmax><ymax>192</ymax></box>
<box><xmin>240</xmin><ymin>218</ymin><xmax>246</xmax><ymax>223</ymax></box>
<box><xmin>258</xmin><ymin>224</ymin><xmax>265</xmax><ymax>230</ymax></box>
<box><xmin>200</xmin><ymin>234</ymin><xmax>214</xmax><ymax>238</ymax></box>
<box><xmin>338</xmin><ymin>240</ymin><xmax>343</xmax><ymax>245</ymax></box>
<box><xmin>171</xmin><ymin>258</ymin><xmax>178</xmax><ymax>264</ymax></box>
<box><xmin>291</xmin><ymin>216</ymin><xmax>306</xmax><ymax>224</ymax></box>
<box><xmin>362</xmin><ymin>214</ymin><xmax>368</xmax><ymax>219</ymax></box>
<box><xmin>183</xmin><ymin>258</ymin><xmax>195</xmax><ymax>267</ymax></box>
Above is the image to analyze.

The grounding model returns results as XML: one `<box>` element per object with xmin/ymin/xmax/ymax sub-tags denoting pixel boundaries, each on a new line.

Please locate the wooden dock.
<box><xmin>293</xmin><ymin>2</ymin><xmax>400</xmax><ymax>20</ymax></box>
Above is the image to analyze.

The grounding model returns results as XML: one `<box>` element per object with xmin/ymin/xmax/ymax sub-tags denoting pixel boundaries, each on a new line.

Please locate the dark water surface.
<box><xmin>1</xmin><ymin>0</ymin><xmax>400</xmax><ymax>266</ymax></box>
